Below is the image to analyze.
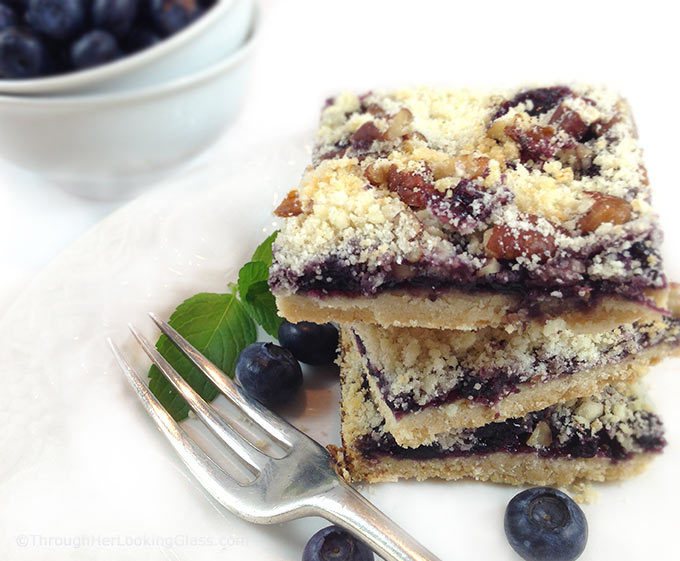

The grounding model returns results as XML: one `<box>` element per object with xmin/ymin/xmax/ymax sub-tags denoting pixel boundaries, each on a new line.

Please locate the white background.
<box><xmin>1</xmin><ymin>0</ymin><xmax>679</xmax><ymax>315</ymax></box>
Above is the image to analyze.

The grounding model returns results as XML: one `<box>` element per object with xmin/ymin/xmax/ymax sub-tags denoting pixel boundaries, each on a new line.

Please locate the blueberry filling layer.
<box><xmin>354</xmin><ymin>317</ymin><xmax>680</xmax><ymax>416</ymax></box>
<box><xmin>269</xmin><ymin>225</ymin><xmax>665</xmax><ymax>305</ymax></box>
<box><xmin>355</xmin><ymin>394</ymin><xmax>666</xmax><ymax>463</ymax></box>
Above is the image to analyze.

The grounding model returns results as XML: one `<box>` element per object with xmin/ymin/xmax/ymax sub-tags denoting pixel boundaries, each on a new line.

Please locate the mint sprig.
<box><xmin>148</xmin><ymin>231</ymin><xmax>280</xmax><ymax>421</ymax></box>
<box><xmin>250</xmin><ymin>231</ymin><xmax>278</xmax><ymax>266</ymax></box>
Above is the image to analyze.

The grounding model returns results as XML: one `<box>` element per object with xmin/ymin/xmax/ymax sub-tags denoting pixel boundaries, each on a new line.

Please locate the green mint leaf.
<box><xmin>148</xmin><ymin>292</ymin><xmax>257</xmax><ymax>421</ymax></box>
<box><xmin>251</xmin><ymin>230</ymin><xmax>278</xmax><ymax>266</ymax></box>
<box><xmin>238</xmin><ymin>261</ymin><xmax>282</xmax><ymax>337</ymax></box>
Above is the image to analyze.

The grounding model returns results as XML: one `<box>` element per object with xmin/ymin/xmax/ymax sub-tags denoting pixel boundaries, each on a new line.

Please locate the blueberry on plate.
<box><xmin>123</xmin><ymin>27</ymin><xmax>160</xmax><ymax>53</ymax></box>
<box><xmin>0</xmin><ymin>3</ymin><xmax>16</xmax><ymax>31</ymax></box>
<box><xmin>504</xmin><ymin>487</ymin><xmax>587</xmax><ymax>561</ymax></box>
<box><xmin>278</xmin><ymin>320</ymin><xmax>339</xmax><ymax>366</ymax></box>
<box><xmin>70</xmin><ymin>29</ymin><xmax>121</xmax><ymax>70</ymax></box>
<box><xmin>26</xmin><ymin>0</ymin><xmax>85</xmax><ymax>40</ymax></box>
<box><xmin>0</xmin><ymin>27</ymin><xmax>46</xmax><ymax>78</ymax></box>
<box><xmin>149</xmin><ymin>0</ymin><xmax>202</xmax><ymax>36</ymax></box>
<box><xmin>235</xmin><ymin>342</ymin><xmax>302</xmax><ymax>407</ymax></box>
<box><xmin>302</xmin><ymin>526</ymin><xmax>374</xmax><ymax>561</ymax></box>
<box><xmin>92</xmin><ymin>0</ymin><xmax>139</xmax><ymax>38</ymax></box>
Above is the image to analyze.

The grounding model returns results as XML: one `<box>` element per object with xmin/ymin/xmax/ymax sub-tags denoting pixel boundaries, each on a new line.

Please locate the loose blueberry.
<box><xmin>0</xmin><ymin>27</ymin><xmax>46</xmax><ymax>78</ymax></box>
<box><xmin>235</xmin><ymin>342</ymin><xmax>302</xmax><ymax>407</ymax></box>
<box><xmin>70</xmin><ymin>29</ymin><xmax>121</xmax><ymax>69</ymax></box>
<box><xmin>123</xmin><ymin>27</ymin><xmax>160</xmax><ymax>52</ymax></box>
<box><xmin>92</xmin><ymin>0</ymin><xmax>139</xmax><ymax>38</ymax></box>
<box><xmin>504</xmin><ymin>487</ymin><xmax>587</xmax><ymax>561</ymax></box>
<box><xmin>302</xmin><ymin>526</ymin><xmax>374</xmax><ymax>561</ymax></box>
<box><xmin>149</xmin><ymin>0</ymin><xmax>201</xmax><ymax>36</ymax></box>
<box><xmin>0</xmin><ymin>3</ymin><xmax>16</xmax><ymax>31</ymax></box>
<box><xmin>26</xmin><ymin>0</ymin><xmax>85</xmax><ymax>40</ymax></box>
<box><xmin>278</xmin><ymin>320</ymin><xmax>339</xmax><ymax>366</ymax></box>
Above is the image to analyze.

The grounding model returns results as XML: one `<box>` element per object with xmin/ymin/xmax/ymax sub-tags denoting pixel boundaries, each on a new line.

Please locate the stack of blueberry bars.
<box><xmin>268</xmin><ymin>85</ymin><xmax>680</xmax><ymax>486</ymax></box>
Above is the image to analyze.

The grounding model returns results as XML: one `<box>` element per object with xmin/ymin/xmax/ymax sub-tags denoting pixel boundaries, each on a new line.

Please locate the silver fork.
<box><xmin>108</xmin><ymin>313</ymin><xmax>442</xmax><ymax>561</ymax></box>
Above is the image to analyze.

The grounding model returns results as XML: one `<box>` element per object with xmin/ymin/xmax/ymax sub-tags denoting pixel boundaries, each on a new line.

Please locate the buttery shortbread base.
<box><xmin>363</xmin><ymin>342</ymin><xmax>678</xmax><ymax>446</ymax></box>
<box><xmin>276</xmin><ymin>287</ymin><xmax>669</xmax><ymax>333</ymax></box>
<box><xmin>335</xmin><ymin>337</ymin><xmax>663</xmax><ymax>486</ymax></box>
<box><xmin>333</xmin><ymin>446</ymin><xmax>655</xmax><ymax>486</ymax></box>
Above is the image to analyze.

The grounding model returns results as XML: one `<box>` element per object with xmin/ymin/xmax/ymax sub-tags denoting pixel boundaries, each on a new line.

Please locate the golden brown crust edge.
<box><xmin>332</xmin><ymin>446</ymin><xmax>655</xmax><ymax>486</ymax></box>
<box><xmin>276</xmin><ymin>287</ymin><xmax>669</xmax><ymax>333</ymax></box>
<box><xmin>366</xmin><ymin>343</ymin><xmax>679</xmax><ymax>446</ymax></box>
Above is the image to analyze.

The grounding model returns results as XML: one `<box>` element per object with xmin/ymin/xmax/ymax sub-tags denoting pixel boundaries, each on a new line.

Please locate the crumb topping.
<box><xmin>271</xmin><ymin>85</ymin><xmax>665</xmax><ymax>302</ymax></box>
<box><xmin>549</xmin><ymin>383</ymin><xmax>658</xmax><ymax>453</ymax></box>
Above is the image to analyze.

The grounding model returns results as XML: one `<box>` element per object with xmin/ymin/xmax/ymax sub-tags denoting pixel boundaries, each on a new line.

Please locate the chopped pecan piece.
<box><xmin>549</xmin><ymin>104</ymin><xmax>588</xmax><ymax>140</ymax></box>
<box><xmin>386</xmin><ymin>165</ymin><xmax>435</xmax><ymax>209</ymax></box>
<box><xmin>640</xmin><ymin>165</ymin><xmax>649</xmax><ymax>186</ymax></box>
<box><xmin>318</xmin><ymin>146</ymin><xmax>348</xmax><ymax>161</ymax></box>
<box><xmin>364</xmin><ymin>163</ymin><xmax>389</xmax><ymax>187</ymax></box>
<box><xmin>384</xmin><ymin>108</ymin><xmax>413</xmax><ymax>141</ymax></box>
<box><xmin>578</xmin><ymin>192</ymin><xmax>632</xmax><ymax>233</ymax></box>
<box><xmin>364</xmin><ymin>103</ymin><xmax>385</xmax><ymax>116</ymax></box>
<box><xmin>485</xmin><ymin>218</ymin><xmax>556</xmax><ymax>260</ymax></box>
<box><xmin>590</xmin><ymin>116</ymin><xmax>618</xmax><ymax>138</ymax></box>
<box><xmin>432</xmin><ymin>154</ymin><xmax>490</xmax><ymax>180</ymax></box>
<box><xmin>527</xmin><ymin>421</ymin><xmax>553</xmax><ymax>448</ymax></box>
<box><xmin>351</xmin><ymin>122</ymin><xmax>383</xmax><ymax>150</ymax></box>
<box><xmin>274</xmin><ymin>190</ymin><xmax>303</xmax><ymax>217</ymax></box>
<box><xmin>458</xmin><ymin>154</ymin><xmax>490</xmax><ymax>179</ymax></box>
<box><xmin>506</xmin><ymin>124</ymin><xmax>561</xmax><ymax>163</ymax></box>
<box><xmin>392</xmin><ymin>263</ymin><xmax>416</xmax><ymax>281</ymax></box>
<box><xmin>404</xmin><ymin>131</ymin><xmax>427</xmax><ymax>142</ymax></box>
<box><xmin>557</xmin><ymin>144</ymin><xmax>594</xmax><ymax>176</ymax></box>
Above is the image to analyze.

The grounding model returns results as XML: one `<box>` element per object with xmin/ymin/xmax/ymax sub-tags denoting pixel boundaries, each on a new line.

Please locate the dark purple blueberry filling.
<box><xmin>356</xmin><ymin>403</ymin><xmax>666</xmax><ymax>462</ymax></box>
<box><xmin>269</xmin><ymin>222</ymin><xmax>666</xmax><ymax>312</ymax></box>
<box><xmin>427</xmin><ymin>179</ymin><xmax>513</xmax><ymax>235</ymax></box>
<box><xmin>492</xmin><ymin>86</ymin><xmax>573</xmax><ymax>120</ymax></box>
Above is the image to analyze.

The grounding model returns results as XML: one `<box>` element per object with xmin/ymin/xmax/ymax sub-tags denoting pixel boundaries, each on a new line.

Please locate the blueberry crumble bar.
<box><xmin>345</xmin><ymin>305</ymin><xmax>679</xmax><ymax>446</ymax></box>
<box><xmin>332</xmin><ymin>339</ymin><xmax>667</xmax><ymax>485</ymax></box>
<box><xmin>270</xmin><ymin>85</ymin><xmax>669</xmax><ymax>331</ymax></box>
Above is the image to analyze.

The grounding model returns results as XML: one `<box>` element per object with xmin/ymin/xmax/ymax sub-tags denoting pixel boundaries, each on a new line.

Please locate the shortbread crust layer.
<box><xmin>332</xmin><ymin>447</ymin><xmax>655</xmax><ymax>486</ymax></box>
<box><xmin>271</xmin><ymin>85</ymin><xmax>668</xmax><ymax>331</ymax></box>
<box><xmin>276</xmin><ymin>287</ymin><xmax>668</xmax><ymax>333</ymax></box>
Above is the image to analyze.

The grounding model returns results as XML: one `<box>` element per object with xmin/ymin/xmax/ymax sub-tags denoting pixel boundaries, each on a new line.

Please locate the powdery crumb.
<box><xmin>564</xmin><ymin>481</ymin><xmax>599</xmax><ymax>504</ymax></box>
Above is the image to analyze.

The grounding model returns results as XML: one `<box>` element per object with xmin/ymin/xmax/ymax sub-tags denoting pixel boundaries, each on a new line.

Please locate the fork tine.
<box><xmin>128</xmin><ymin>325</ymin><xmax>262</xmax><ymax>476</ymax></box>
<box><xmin>148</xmin><ymin>312</ymin><xmax>294</xmax><ymax>449</ymax></box>
<box><xmin>107</xmin><ymin>339</ymin><xmax>253</xmax><ymax>510</ymax></box>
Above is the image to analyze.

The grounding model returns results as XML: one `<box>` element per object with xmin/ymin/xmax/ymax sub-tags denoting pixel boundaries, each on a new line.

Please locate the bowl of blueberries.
<box><xmin>0</xmin><ymin>0</ymin><xmax>256</xmax><ymax>198</ymax></box>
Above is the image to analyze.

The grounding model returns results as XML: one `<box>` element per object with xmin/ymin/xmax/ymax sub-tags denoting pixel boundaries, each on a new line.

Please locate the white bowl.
<box><xmin>0</xmin><ymin>13</ymin><xmax>258</xmax><ymax>199</ymax></box>
<box><xmin>0</xmin><ymin>0</ymin><xmax>254</xmax><ymax>96</ymax></box>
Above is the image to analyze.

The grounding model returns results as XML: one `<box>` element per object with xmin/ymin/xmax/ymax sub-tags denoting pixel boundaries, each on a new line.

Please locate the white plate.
<box><xmin>1</xmin><ymin>134</ymin><xmax>679</xmax><ymax>561</ymax></box>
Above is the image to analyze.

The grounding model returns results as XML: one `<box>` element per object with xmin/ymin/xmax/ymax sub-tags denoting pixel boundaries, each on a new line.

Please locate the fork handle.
<box><xmin>311</xmin><ymin>482</ymin><xmax>443</xmax><ymax>561</ymax></box>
